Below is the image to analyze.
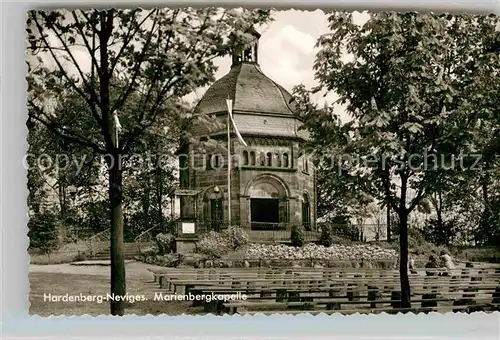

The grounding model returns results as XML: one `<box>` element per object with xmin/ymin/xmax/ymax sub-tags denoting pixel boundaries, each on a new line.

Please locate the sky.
<box><xmin>191</xmin><ymin>9</ymin><xmax>370</xmax><ymax>123</ymax></box>
<box><xmin>29</xmin><ymin>9</ymin><xmax>370</xmax><ymax>121</ymax></box>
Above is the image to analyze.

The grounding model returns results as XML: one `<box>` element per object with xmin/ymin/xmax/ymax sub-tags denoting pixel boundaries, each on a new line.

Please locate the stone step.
<box><xmin>90</xmin><ymin>241</ymin><xmax>154</xmax><ymax>260</ymax></box>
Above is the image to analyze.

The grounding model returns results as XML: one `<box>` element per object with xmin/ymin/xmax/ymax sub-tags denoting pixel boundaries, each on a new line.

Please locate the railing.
<box><xmin>174</xmin><ymin>219</ymin><xmax>319</xmax><ymax>243</ymax></box>
<box><xmin>247</xmin><ymin>229</ymin><xmax>319</xmax><ymax>243</ymax></box>
<box><xmin>134</xmin><ymin>224</ymin><xmax>166</xmax><ymax>243</ymax></box>
<box><xmin>134</xmin><ymin>224</ymin><xmax>169</xmax><ymax>254</ymax></box>
<box><xmin>86</xmin><ymin>228</ymin><xmax>110</xmax><ymax>256</ymax></box>
<box><xmin>249</xmin><ymin>222</ymin><xmax>288</xmax><ymax>231</ymax></box>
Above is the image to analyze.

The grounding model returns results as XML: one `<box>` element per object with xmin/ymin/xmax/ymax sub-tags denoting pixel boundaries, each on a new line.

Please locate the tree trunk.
<box><xmin>399</xmin><ymin>211</ymin><xmax>411</xmax><ymax>309</ymax></box>
<box><xmin>98</xmin><ymin>10</ymin><xmax>124</xmax><ymax>316</ymax></box>
<box><xmin>108</xmin><ymin>156</ymin><xmax>126</xmax><ymax>315</ymax></box>
<box><xmin>385</xmin><ymin>169</ymin><xmax>391</xmax><ymax>242</ymax></box>
<box><xmin>386</xmin><ymin>203</ymin><xmax>391</xmax><ymax>242</ymax></box>
<box><xmin>156</xmin><ymin>165</ymin><xmax>164</xmax><ymax>229</ymax></box>
<box><xmin>481</xmin><ymin>174</ymin><xmax>491</xmax><ymax>215</ymax></box>
<box><xmin>435</xmin><ymin>190</ymin><xmax>444</xmax><ymax>244</ymax></box>
<box><xmin>398</xmin><ymin>170</ymin><xmax>411</xmax><ymax>310</ymax></box>
<box><xmin>143</xmin><ymin>182</ymin><xmax>151</xmax><ymax>232</ymax></box>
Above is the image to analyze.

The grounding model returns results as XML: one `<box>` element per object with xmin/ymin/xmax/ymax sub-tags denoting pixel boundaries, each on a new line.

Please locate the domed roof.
<box><xmin>190</xmin><ymin>26</ymin><xmax>308</xmax><ymax>141</ymax></box>
<box><xmin>195</xmin><ymin>62</ymin><xmax>298</xmax><ymax>115</ymax></box>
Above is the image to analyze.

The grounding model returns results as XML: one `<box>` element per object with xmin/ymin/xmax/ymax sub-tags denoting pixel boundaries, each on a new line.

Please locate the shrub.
<box><xmin>222</xmin><ymin>226</ymin><xmax>249</xmax><ymax>250</ymax></box>
<box><xmin>319</xmin><ymin>224</ymin><xmax>354</xmax><ymax>246</ymax></box>
<box><xmin>28</xmin><ymin>211</ymin><xmax>59</xmax><ymax>254</ymax></box>
<box><xmin>319</xmin><ymin>225</ymin><xmax>333</xmax><ymax>247</ymax></box>
<box><xmin>196</xmin><ymin>231</ymin><xmax>231</xmax><ymax>259</ymax></box>
<box><xmin>421</xmin><ymin>218</ymin><xmax>458</xmax><ymax>246</ymax></box>
<box><xmin>155</xmin><ymin>233</ymin><xmax>175</xmax><ymax>255</ymax></box>
<box><xmin>290</xmin><ymin>225</ymin><xmax>305</xmax><ymax>247</ymax></box>
<box><xmin>407</xmin><ymin>228</ymin><xmax>450</xmax><ymax>258</ymax></box>
<box><xmin>140</xmin><ymin>245</ymin><xmax>159</xmax><ymax>258</ymax></box>
<box><xmin>155</xmin><ymin>253</ymin><xmax>181</xmax><ymax>267</ymax></box>
<box><xmin>475</xmin><ymin>203</ymin><xmax>500</xmax><ymax>246</ymax></box>
<box><xmin>196</xmin><ymin>227</ymin><xmax>250</xmax><ymax>258</ymax></box>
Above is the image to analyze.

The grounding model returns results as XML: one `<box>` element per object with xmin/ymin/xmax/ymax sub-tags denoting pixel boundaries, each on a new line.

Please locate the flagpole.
<box><xmin>227</xmin><ymin>102</ymin><xmax>231</xmax><ymax>227</ymax></box>
<box><xmin>226</xmin><ymin>97</ymin><xmax>247</xmax><ymax>228</ymax></box>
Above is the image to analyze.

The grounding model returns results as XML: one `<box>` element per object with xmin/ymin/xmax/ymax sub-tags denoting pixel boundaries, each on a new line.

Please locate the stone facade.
<box><xmin>175</xmin><ymin>27</ymin><xmax>316</xmax><ymax>236</ymax></box>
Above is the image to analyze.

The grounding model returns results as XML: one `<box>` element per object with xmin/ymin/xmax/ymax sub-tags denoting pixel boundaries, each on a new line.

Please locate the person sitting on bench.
<box><xmin>425</xmin><ymin>255</ymin><xmax>439</xmax><ymax>276</ymax></box>
<box><xmin>438</xmin><ymin>250</ymin><xmax>455</xmax><ymax>276</ymax></box>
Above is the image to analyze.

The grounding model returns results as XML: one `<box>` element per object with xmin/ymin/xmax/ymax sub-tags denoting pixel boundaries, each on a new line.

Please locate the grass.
<box><xmin>29</xmin><ymin>239</ymin><xmax>93</xmax><ymax>265</ymax></box>
<box><xmin>30</xmin><ymin>252</ymin><xmax>83</xmax><ymax>265</ymax></box>
<box><xmin>29</xmin><ymin>266</ymin><xmax>201</xmax><ymax>316</ymax></box>
<box><xmin>456</xmin><ymin>247</ymin><xmax>500</xmax><ymax>263</ymax></box>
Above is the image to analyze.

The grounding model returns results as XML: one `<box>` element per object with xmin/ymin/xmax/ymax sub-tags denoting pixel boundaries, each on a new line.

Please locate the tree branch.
<box><xmin>136</xmin><ymin>9</ymin><xmax>179</xmax><ymax>121</ymax></box>
<box><xmin>110</xmin><ymin>9</ymin><xmax>159</xmax><ymax>115</ymax></box>
<box><xmin>408</xmin><ymin>186</ymin><xmax>426</xmax><ymax>213</ymax></box>
<box><xmin>108</xmin><ymin>9</ymin><xmax>158</xmax><ymax>76</ymax></box>
<box><xmin>72</xmin><ymin>11</ymin><xmax>102</xmax><ymax>78</ymax></box>
<box><xmin>32</xmin><ymin>14</ymin><xmax>102</xmax><ymax>126</ymax></box>
<box><xmin>28</xmin><ymin>103</ymin><xmax>105</xmax><ymax>155</ymax></box>
<box><xmin>42</xmin><ymin>12</ymin><xmax>102</xmax><ymax>111</ymax></box>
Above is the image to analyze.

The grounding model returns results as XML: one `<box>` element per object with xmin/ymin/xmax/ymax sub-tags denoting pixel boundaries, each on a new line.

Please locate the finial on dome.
<box><xmin>230</xmin><ymin>26</ymin><xmax>260</xmax><ymax>67</ymax></box>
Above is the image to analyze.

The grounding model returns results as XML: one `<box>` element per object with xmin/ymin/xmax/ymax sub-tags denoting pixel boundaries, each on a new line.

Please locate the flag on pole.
<box><xmin>226</xmin><ymin>98</ymin><xmax>247</xmax><ymax>147</ymax></box>
<box><xmin>112</xmin><ymin>110</ymin><xmax>122</xmax><ymax>147</ymax></box>
<box><xmin>112</xmin><ymin>110</ymin><xmax>122</xmax><ymax>132</ymax></box>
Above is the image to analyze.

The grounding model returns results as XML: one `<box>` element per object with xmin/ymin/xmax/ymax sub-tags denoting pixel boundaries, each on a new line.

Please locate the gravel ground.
<box><xmin>29</xmin><ymin>261</ymin><xmax>166</xmax><ymax>279</ymax></box>
<box><xmin>28</xmin><ymin>261</ymin><xmax>198</xmax><ymax>316</ymax></box>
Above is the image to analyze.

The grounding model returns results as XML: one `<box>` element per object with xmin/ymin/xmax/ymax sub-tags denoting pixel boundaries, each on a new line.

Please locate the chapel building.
<box><xmin>175</xmin><ymin>27</ymin><xmax>316</xmax><ymax>240</ymax></box>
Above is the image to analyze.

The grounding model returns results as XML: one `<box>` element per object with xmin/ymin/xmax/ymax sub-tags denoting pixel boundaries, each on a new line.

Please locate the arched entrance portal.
<box><xmin>246</xmin><ymin>175</ymin><xmax>289</xmax><ymax>230</ymax></box>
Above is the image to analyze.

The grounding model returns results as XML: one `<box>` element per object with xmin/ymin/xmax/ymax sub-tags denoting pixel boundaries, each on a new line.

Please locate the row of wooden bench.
<box><xmin>147</xmin><ymin>266</ymin><xmax>500</xmax><ymax>315</ymax></box>
<box><xmin>150</xmin><ymin>266</ymin><xmax>500</xmax><ymax>281</ymax></box>
<box><xmin>149</xmin><ymin>267</ymin><xmax>500</xmax><ymax>294</ymax></box>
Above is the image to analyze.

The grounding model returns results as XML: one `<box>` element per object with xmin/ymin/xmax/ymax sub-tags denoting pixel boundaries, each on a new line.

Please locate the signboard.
<box><xmin>182</xmin><ymin>222</ymin><xmax>195</xmax><ymax>234</ymax></box>
<box><xmin>174</xmin><ymin>189</ymin><xmax>201</xmax><ymax>196</ymax></box>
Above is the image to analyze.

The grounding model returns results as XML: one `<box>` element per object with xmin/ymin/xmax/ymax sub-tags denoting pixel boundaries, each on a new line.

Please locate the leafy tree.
<box><xmin>421</xmin><ymin>217</ymin><xmax>458</xmax><ymax>247</ymax></box>
<box><xmin>294</xmin><ymin>86</ymin><xmax>374</xmax><ymax>224</ymax></box>
<box><xmin>311</xmin><ymin>12</ymin><xmax>500</xmax><ymax>308</ymax></box>
<box><xmin>26</xmin><ymin>8</ymin><xmax>272</xmax><ymax>315</ymax></box>
<box><xmin>28</xmin><ymin>210</ymin><xmax>59</xmax><ymax>261</ymax></box>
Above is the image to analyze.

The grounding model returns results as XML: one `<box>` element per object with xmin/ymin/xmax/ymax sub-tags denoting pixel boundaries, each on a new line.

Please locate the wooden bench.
<box><xmin>150</xmin><ymin>267</ymin><xmax>500</xmax><ymax>301</ymax></box>
<box><xmin>146</xmin><ymin>266</ymin><xmax>500</xmax><ymax>314</ymax></box>
<box><xmin>148</xmin><ymin>266</ymin><xmax>500</xmax><ymax>284</ymax></box>
<box><xmin>220</xmin><ymin>285</ymin><xmax>500</xmax><ymax>315</ymax></box>
<box><xmin>163</xmin><ymin>272</ymin><xmax>500</xmax><ymax>295</ymax></box>
<box><xmin>237</xmin><ymin>302</ymin><xmax>500</xmax><ymax>315</ymax></box>
<box><xmin>189</xmin><ymin>277</ymin><xmax>499</xmax><ymax>314</ymax></box>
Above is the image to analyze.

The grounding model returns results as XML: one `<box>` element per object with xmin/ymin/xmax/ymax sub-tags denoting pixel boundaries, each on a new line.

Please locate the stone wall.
<box><xmin>181</xmin><ymin>136</ymin><xmax>316</xmax><ymax>233</ymax></box>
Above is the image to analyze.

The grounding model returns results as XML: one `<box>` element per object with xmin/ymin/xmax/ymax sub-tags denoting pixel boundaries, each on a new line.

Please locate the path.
<box><xmin>29</xmin><ymin>260</ymin><xmax>166</xmax><ymax>280</ymax></box>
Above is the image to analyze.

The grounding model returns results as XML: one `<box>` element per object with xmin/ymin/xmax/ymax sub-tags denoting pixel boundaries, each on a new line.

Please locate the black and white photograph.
<box><xmin>26</xmin><ymin>8</ymin><xmax>500</xmax><ymax>317</ymax></box>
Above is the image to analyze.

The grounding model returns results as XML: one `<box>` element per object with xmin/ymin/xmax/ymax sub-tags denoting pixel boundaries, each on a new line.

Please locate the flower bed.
<box><xmin>245</xmin><ymin>243</ymin><xmax>398</xmax><ymax>261</ymax></box>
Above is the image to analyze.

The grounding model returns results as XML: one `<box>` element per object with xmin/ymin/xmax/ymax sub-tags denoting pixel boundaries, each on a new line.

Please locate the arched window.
<box><xmin>210</xmin><ymin>198</ymin><xmax>223</xmax><ymax>231</ymax></box>
<box><xmin>283</xmin><ymin>153</ymin><xmax>289</xmax><ymax>168</ymax></box>
<box><xmin>250</xmin><ymin>151</ymin><xmax>256</xmax><ymax>166</ymax></box>
<box><xmin>304</xmin><ymin>157</ymin><xmax>309</xmax><ymax>173</ymax></box>
<box><xmin>260</xmin><ymin>152</ymin><xmax>265</xmax><ymax>166</ymax></box>
<box><xmin>276</xmin><ymin>152</ymin><xmax>282</xmax><ymax>167</ymax></box>
<box><xmin>204</xmin><ymin>187</ymin><xmax>224</xmax><ymax>232</ymax></box>
<box><xmin>179</xmin><ymin>154</ymin><xmax>189</xmax><ymax>188</ymax></box>
<box><xmin>302</xmin><ymin>194</ymin><xmax>311</xmax><ymax>230</ymax></box>
<box><xmin>266</xmin><ymin>152</ymin><xmax>272</xmax><ymax>166</ymax></box>
<box><xmin>243</xmin><ymin>150</ymin><xmax>249</xmax><ymax>166</ymax></box>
